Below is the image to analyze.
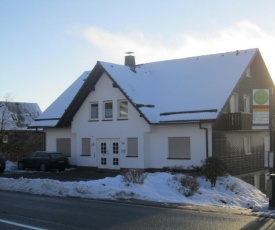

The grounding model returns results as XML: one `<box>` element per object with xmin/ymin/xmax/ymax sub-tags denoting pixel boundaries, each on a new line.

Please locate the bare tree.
<box><xmin>0</xmin><ymin>93</ymin><xmax>44</xmax><ymax>161</ymax></box>
<box><xmin>0</xmin><ymin>93</ymin><xmax>14</xmax><ymax>128</ymax></box>
<box><xmin>0</xmin><ymin>93</ymin><xmax>14</xmax><ymax>153</ymax></box>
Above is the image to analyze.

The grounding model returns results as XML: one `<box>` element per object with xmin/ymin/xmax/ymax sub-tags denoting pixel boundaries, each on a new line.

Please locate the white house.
<box><xmin>30</xmin><ymin>48</ymin><xmax>274</xmax><ymax>184</ymax></box>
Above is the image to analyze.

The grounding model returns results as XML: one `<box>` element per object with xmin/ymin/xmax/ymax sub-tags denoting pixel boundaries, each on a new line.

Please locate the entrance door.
<box><xmin>97</xmin><ymin>139</ymin><xmax>120</xmax><ymax>169</ymax></box>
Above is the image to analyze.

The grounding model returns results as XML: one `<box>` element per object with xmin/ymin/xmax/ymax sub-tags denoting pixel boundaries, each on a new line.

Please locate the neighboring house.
<box><xmin>0</xmin><ymin>102</ymin><xmax>44</xmax><ymax>161</ymax></box>
<box><xmin>30</xmin><ymin>48</ymin><xmax>274</xmax><ymax>191</ymax></box>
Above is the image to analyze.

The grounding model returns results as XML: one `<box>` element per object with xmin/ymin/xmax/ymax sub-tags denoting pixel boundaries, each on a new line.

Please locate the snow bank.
<box><xmin>0</xmin><ymin>170</ymin><xmax>271</xmax><ymax>216</ymax></box>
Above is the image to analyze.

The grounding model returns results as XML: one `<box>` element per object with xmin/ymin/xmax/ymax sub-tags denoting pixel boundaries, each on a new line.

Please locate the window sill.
<box><xmin>167</xmin><ymin>158</ymin><xmax>191</xmax><ymax>160</ymax></box>
<box><xmin>117</xmin><ymin>118</ymin><xmax>128</xmax><ymax>121</ymax></box>
<box><xmin>88</xmin><ymin>119</ymin><xmax>99</xmax><ymax>122</ymax></box>
<box><xmin>102</xmin><ymin>119</ymin><xmax>113</xmax><ymax>121</ymax></box>
<box><xmin>80</xmin><ymin>155</ymin><xmax>91</xmax><ymax>157</ymax></box>
<box><xmin>126</xmin><ymin>156</ymin><xmax>138</xmax><ymax>158</ymax></box>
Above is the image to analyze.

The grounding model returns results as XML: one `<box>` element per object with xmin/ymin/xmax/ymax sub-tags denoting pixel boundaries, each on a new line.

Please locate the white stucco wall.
<box><xmin>45</xmin><ymin>73</ymin><xmax>213</xmax><ymax>170</ymax></box>
<box><xmin>45</xmin><ymin>128</ymin><xmax>77</xmax><ymax>165</ymax></box>
<box><xmin>72</xmin><ymin>73</ymin><xmax>150</xmax><ymax>168</ymax></box>
<box><xmin>146</xmin><ymin>123</ymin><xmax>212</xmax><ymax>169</ymax></box>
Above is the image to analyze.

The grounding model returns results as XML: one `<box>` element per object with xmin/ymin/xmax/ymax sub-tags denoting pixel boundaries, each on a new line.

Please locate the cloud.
<box><xmin>83</xmin><ymin>27</ymin><xmax>169</xmax><ymax>64</ymax></box>
<box><xmin>83</xmin><ymin>21</ymin><xmax>275</xmax><ymax>79</ymax></box>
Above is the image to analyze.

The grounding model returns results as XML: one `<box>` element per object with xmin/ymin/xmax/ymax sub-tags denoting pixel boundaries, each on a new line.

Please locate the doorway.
<box><xmin>97</xmin><ymin>139</ymin><xmax>120</xmax><ymax>169</ymax></box>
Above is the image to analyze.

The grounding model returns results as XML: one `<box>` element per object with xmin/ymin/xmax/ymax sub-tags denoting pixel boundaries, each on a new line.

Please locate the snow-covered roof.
<box><xmin>30</xmin><ymin>71</ymin><xmax>90</xmax><ymax>128</ymax></box>
<box><xmin>30</xmin><ymin>48</ymin><xmax>258</xmax><ymax>127</ymax></box>
<box><xmin>0</xmin><ymin>102</ymin><xmax>41</xmax><ymax>130</ymax></box>
<box><xmin>100</xmin><ymin>48</ymin><xmax>257</xmax><ymax>123</ymax></box>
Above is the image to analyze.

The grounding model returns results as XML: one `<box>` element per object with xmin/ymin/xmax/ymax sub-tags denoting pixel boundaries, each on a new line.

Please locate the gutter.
<box><xmin>199</xmin><ymin>122</ymin><xmax>209</xmax><ymax>158</ymax></box>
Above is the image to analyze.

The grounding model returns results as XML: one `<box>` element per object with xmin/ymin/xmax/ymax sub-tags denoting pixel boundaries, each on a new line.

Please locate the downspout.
<box><xmin>199</xmin><ymin>122</ymin><xmax>209</xmax><ymax>158</ymax></box>
<box><xmin>43</xmin><ymin>130</ymin><xmax>46</xmax><ymax>151</ymax></box>
<box><xmin>269</xmin><ymin>88</ymin><xmax>273</xmax><ymax>153</ymax></box>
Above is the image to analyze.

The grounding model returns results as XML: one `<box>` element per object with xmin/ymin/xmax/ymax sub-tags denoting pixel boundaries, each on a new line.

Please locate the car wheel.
<box><xmin>40</xmin><ymin>163</ymin><xmax>46</xmax><ymax>172</ymax></box>
<box><xmin>18</xmin><ymin>162</ymin><xmax>25</xmax><ymax>170</ymax></box>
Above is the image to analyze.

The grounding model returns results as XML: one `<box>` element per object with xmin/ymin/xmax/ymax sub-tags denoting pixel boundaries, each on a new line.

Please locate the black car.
<box><xmin>0</xmin><ymin>153</ymin><xmax>5</xmax><ymax>173</ymax></box>
<box><xmin>18</xmin><ymin>151</ymin><xmax>69</xmax><ymax>172</ymax></box>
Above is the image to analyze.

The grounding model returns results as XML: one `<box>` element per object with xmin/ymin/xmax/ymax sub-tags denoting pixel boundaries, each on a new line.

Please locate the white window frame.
<box><xmin>230</xmin><ymin>93</ymin><xmax>239</xmax><ymax>113</ymax></box>
<box><xmin>168</xmin><ymin>137</ymin><xmax>191</xmax><ymax>159</ymax></box>
<box><xmin>245</xmin><ymin>66</ymin><xmax>251</xmax><ymax>77</ymax></box>
<box><xmin>243</xmin><ymin>94</ymin><xmax>250</xmax><ymax>113</ymax></box>
<box><xmin>118</xmin><ymin>100</ymin><xmax>128</xmax><ymax>119</ymax></box>
<box><xmin>90</xmin><ymin>102</ymin><xmax>99</xmax><ymax>120</ymax></box>
<box><xmin>103</xmin><ymin>101</ymin><xmax>113</xmax><ymax>120</ymax></box>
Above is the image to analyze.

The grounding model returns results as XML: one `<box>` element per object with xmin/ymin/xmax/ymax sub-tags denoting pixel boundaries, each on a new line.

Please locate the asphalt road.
<box><xmin>0</xmin><ymin>191</ymin><xmax>275</xmax><ymax>230</ymax></box>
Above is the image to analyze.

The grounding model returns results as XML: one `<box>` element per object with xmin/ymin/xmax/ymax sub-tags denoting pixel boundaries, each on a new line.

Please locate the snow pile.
<box><xmin>5</xmin><ymin>161</ymin><xmax>17</xmax><ymax>172</ymax></box>
<box><xmin>0</xmin><ymin>161</ymin><xmax>274</xmax><ymax>217</ymax></box>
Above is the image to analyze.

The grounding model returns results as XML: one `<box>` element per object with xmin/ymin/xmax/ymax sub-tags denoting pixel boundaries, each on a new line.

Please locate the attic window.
<box><xmin>104</xmin><ymin>101</ymin><xmax>113</xmax><ymax>119</ymax></box>
<box><xmin>243</xmin><ymin>94</ymin><xmax>250</xmax><ymax>113</ymax></box>
<box><xmin>245</xmin><ymin>67</ymin><xmax>251</xmax><ymax>77</ymax></box>
<box><xmin>230</xmin><ymin>93</ymin><xmax>239</xmax><ymax>113</ymax></box>
<box><xmin>11</xmin><ymin>114</ymin><xmax>18</xmax><ymax>121</ymax></box>
<box><xmin>90</xmin><ymin>102</ymin><xmax>99</xmax><ymax>120</ymax></box>
<box><xmin>118</xmin><ymin>100</ymin><xmax>128</xmax><ymax>119</ymax></box>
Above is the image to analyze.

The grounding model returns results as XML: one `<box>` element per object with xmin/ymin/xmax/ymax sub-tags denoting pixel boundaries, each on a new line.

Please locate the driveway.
<box><xmin>0</xmin><ymin>168</ymin><xmax>120</xmax><ymax>181</ymax></box>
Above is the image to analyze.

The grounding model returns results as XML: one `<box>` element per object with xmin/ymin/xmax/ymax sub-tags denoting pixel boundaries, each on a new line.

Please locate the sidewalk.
<box><xmin>0</xmin><ymin>168</ymin><xmax>120</xmax><ymax>181</ymax></box>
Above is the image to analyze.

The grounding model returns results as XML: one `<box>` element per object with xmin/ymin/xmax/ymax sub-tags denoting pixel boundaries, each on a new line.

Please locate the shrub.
<box><xmin>201</xmin><ymin>156</ymin><xmax>227</xmax><ymax>188</ymax></box>
<box><xmin>225</xmin><ymin>182</ymin><xmax>238</xmax><ymax>193</ymax></box>
<box><xmin>121</xmin><ymin>169</ymin><xmax>146</xmax><ymax>186</ymax></box>
<box><xmin>114</xmin><ymin>191</ymin><xmax>136</xmax><ymax>199</ymax></box>
<box><xmin>173</xmin><ymin>175</ymin><xmax>200</xmax><ymax>197</ymax></box>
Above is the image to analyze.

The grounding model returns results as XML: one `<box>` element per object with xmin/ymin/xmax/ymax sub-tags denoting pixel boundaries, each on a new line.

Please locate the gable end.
<box><xmin>57</xmin><ymin>63</ymin><xmax>104</xmax><ymax>127</ymax></box>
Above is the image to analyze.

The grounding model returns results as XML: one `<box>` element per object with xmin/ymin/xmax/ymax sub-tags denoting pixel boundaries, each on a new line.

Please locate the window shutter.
<box><xmin>82</xmin><ymin>138</ymin><xmax>91</xmax><ymax>156</ymax></box>
<box><xmin>127</xmin><ymin>138</ymin><xmax>138</xmax><ymax>157</ymax></box>
<box><xmin>56</xmin><ymin>138</ymin><xmax>71</xmax><ymax>157</ymax></box>
<box><xmin>168</xmin><ymin>137</ymin><xmax>190</xmax><ymax>159</ymax></box>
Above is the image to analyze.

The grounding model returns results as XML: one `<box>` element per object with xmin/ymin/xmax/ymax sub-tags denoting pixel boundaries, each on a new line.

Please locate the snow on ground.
<box><xmin>1</xmin><ymin>161</ymin><xmax>274</xmax><ymax>218</ymax></box>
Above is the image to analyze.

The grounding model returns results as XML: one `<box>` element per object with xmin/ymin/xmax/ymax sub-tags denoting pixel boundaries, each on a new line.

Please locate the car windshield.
<box><xmin>50</xmin><ymin>153</ymin><xmax>65</xmax><ymax>159</ymax></box>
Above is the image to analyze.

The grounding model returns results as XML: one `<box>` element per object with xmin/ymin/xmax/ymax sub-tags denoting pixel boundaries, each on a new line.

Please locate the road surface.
<box><xmin>0</xmin><ymin>191</ymin><xmax>274</xmax><ymax>229</ymax></box>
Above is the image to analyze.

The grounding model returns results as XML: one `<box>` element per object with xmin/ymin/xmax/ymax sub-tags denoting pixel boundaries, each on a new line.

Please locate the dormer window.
<box><xmin>11</xmin><ymin>114</ymin><xmax>18</xmax><ymax>121</ymax></box>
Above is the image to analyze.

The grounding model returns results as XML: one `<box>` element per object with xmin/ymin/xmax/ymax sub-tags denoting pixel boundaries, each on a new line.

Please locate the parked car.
<box><xmin>18</xmin><ymin>151</ymin><xmax>69</xmax><ymax>172</ymax></box>
<box><xmin>0</xmin><ymin>153</ymin><xmax>5</xmax><ymax>173</ymax></box>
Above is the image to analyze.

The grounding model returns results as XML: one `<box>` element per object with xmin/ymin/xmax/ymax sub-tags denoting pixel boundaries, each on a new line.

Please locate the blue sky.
<box><xmin>1</xmin><ymin>0</ymin><xmax>275</xmax><ymax>111</ymax></box>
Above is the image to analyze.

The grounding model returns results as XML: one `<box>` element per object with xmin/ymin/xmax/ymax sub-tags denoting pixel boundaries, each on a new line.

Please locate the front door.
<box><xmin>97</xmin><ymin>139</ymin><xmax>120</xmax><ymax>169</ymax></box>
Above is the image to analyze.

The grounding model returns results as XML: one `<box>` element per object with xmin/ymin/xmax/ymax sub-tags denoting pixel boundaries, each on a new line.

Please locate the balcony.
<box><xmin>221</xmin><ymin>112</ymin><xmax>252</xmax><ymax>131</ymax></box>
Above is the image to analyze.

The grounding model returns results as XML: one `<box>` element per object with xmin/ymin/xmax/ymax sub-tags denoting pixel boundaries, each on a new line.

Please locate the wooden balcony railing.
<box><xmin>222</xmin><ymin>112</ymin><xmax>252</xmax><ymax>131</ymax></box>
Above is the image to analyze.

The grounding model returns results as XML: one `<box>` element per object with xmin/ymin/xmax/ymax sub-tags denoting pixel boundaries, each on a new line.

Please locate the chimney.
<box><xmin>124</xmin><ymin>52</ymin><xmax>135</xmax><ymax>68</ymax></box>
